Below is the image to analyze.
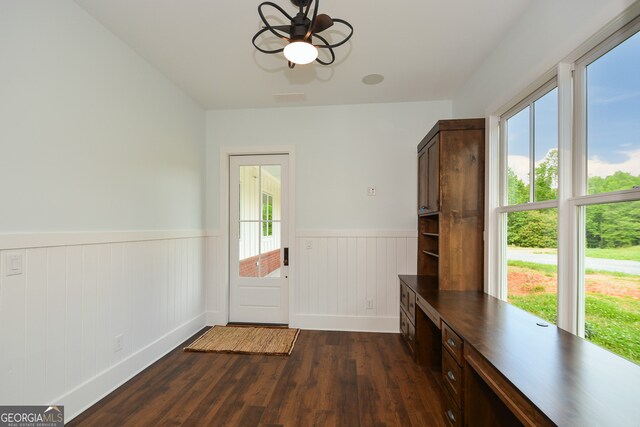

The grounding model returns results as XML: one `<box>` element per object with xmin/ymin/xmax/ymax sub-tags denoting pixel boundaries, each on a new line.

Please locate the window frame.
<box><xmin>497</xmin><ymin>78</ymin><xmax>560</xmax><ymax>308</ymax></box>
<box><xmin>571</xmin><ymin>18</ymin><xmax>640</xmax><ymax>335</ymax></box>
<box><xmin>489</xmin><ymin>15</ymin><xmax>640</xmax><ymax>338</ymax></box>
<box><xmin>500</xmin><ymin>77</ymin><xmax>559</xmax><ymax>208</ymax></box>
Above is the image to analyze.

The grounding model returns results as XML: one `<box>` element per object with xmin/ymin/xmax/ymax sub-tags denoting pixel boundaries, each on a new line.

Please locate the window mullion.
<box><xmin>556</xmin><ymin>62</ymin><xmax>578</xmax><ymax>334</ymax></box>
<box><xmin>529</xmin><ymin>101</ymin><xmax>536</xmax><ymax>203</ymax></box>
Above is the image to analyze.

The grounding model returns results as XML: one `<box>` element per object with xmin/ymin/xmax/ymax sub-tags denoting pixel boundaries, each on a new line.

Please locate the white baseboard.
<box><xmin>293</xmin><ymin>314</ymin><xmax>400</xmax><ymax>333</ymax></box>
<box><xmin>206</xmin><ymin>311</ymin><xmax>227</xmax><ymax>326</ymax></box>
<box><xmin>62</xmin><ymin>313</ymin><xmax>206</xmax><ymax>422</ymax></box>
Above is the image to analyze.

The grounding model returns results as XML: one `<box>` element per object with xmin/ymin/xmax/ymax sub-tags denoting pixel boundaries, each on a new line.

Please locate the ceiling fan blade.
<box><xmin>311</xmin><ymin>14</ymin><xmax>333</xmax><ymax>33</ymax></box>
<box><xmin>269</xmin><ymin>25</ymin><xmax>291</xmax><ymax>33</ymax></box>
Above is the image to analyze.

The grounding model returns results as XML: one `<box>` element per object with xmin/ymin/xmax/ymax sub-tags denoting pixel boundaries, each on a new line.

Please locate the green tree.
<box><xmin>507</xmin><ymin>167</ymin><xmax>529</xmax><ymax>205</ymax></box>
<box><xmin>508</xmin><ymin>209</ymin><xmax>558</xmax><ymax>248</ymax></box>
<box><xmin>534</xmin><ymin>149</ymin><xmax>558</xmax><ymax>201</ymax></box>
<box><xmin>588</xmin><ymin>170</ymin><xmax>640</xmax><ymax>194</ymax></box>
<box><xmin>585</xmin><ymin>172</ymin><xmax>640</xmax><ymax>249</ymax></box>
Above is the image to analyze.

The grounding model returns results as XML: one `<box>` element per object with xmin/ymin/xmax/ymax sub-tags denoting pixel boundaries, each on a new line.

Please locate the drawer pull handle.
<box><xmin>447</xmin><ymin>338</ymin><xmax>456</xmax><ymax>348</ymax></box>
<box><xmin>446</xmin><ymin>409</ymin><xmax>456</xmax><ymax>422</ymax></box>
<box><xmin>447</xmin><ymin>370</ymin><xmax>456</xmax><ymax>382</ymax></box>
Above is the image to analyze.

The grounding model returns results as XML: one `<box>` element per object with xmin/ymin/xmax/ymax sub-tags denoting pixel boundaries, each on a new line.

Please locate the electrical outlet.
<box><xmin>305</xmin><ymin>240</ymin><xmax>313</xmax><ymax>249</ymax></box>
<box><xmin>367</xmin><ymin>186</ymin><xmax>376</xmax><ymax>196</ymax></box>
<box><xmin>4</xmin><ymin>253</ymin><xmax>23</xmax><ymax>276</ymax></box>
<box><xmin>366</xmin><ymin>299</ymin><xmax>374</xmax><ymax>310</ymax></box>
<box><xmin>115</xmin><ymin>334</ymin><xmax>124</xmax><ymax>352</ymax></box>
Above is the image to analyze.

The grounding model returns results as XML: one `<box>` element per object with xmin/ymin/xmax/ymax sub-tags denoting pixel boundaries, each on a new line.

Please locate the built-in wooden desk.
<box><xmin>399</xmin><ymin>275</ymin><xmax>640</xmax><ymax>427</ymax></box>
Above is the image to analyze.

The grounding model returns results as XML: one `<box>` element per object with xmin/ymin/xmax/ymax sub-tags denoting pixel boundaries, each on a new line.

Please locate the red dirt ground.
<box><xmin>507</xmin><ymin>267</ymin><xmax>640</xmax><ymax>299</ymax></box>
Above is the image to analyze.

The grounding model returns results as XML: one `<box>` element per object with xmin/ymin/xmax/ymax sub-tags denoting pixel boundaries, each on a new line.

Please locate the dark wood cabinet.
<box><xmin>399</xmin><ymin>275</ymin><xmax>640</xmax><ymax>427</ymax></box>
<box><xmin>426</xmin><ymin>136</ymin><xmax>440</xmax><ymax>212</ymax></box>
<box><xmin>418</xmin><ymin>148</ymin><xmax>428</xmax><ymax>213</ymax></box>
<box><xmin>416</xmin><ymin>119</ymin><xmax>485</xmax><ymax>292</ymax></box>
<box><xmin>399</xmin><ymin>281</ymin><xmax>416</xmax><ymax>357</ymax></box>
<box><xmin>418</xmin><ymin>134</ymin><xmax>439</xmax><ymax>214</ymax></box>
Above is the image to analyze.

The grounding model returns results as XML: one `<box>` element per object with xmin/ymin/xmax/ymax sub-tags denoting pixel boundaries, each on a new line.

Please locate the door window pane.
<box><xmin>262</xmin><ymin>165</ymin><xmax>281</xmax><ymax>221</ymax></box>
<box><xmin>262</xmin><ymin>192</ymin><xmax>273</xmax><ymax>237</ymax></box>
<box><xmin>506</xmin><ymin>208</ymin><xmax>558</xmax><ymax>324</ymax></box>
<box><xmin>586</xmin><ymin>31</ymin><xmax>640</xmax><ymax>194</ymax></box>
<box><xmin>238</xmin><ymin>164</ymin><xmax>282</xmax><ymax>278</ymax></box>
<box><xmin>239</xmin><ymin>221</ymin><xmax>260</xmax><ymax>278</ymax></box>
<box><xmin>583</xmin><ymin>200</ymin><xmax>640</xmax><ymax>363</ymax></box>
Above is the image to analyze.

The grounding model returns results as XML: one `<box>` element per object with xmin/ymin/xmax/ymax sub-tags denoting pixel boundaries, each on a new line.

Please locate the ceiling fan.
<box><xmin>252</xmin><ymin>0</ymin><xmax>354</xmax><ymax>68</ymax></box>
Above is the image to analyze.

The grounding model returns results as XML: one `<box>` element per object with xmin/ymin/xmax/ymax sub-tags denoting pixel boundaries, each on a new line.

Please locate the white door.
<box><xmin>229</xmin><ymin>155</ymin><xmax>289</xmax><ymax>324</ymax></box>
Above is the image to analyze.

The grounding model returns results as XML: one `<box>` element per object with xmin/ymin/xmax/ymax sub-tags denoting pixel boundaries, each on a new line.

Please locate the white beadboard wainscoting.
<box><xmin>0</xmin><ymin>232</ymin><xmax>206</xmax><ymax>421</ymax></box>
<box><xmin>294</xmin><ymin>230</ymin><xmax>417</xmax><ymax>332</ymax></box>
<box><xmin>204</xmin><ymin>233</ymin><xmax>225</xmax><ymax>326</ymax></box>
<box><xmin>204</xmin><ymin>230</ymin><xmax>418</xmax><ymax>332</ymax></box>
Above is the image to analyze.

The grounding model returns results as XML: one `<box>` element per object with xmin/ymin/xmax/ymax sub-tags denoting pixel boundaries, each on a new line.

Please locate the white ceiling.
<box><xmin>74</xmin><ymin>0</ymin><xmax>532</xmax><ymax>110</ymax></box>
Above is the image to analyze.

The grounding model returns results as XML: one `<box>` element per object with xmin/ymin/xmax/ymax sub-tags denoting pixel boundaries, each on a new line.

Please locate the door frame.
<box><xmin>219</xmin><ymin>145</ymin><xmax>296</xmax><ymax>326</ymax></box>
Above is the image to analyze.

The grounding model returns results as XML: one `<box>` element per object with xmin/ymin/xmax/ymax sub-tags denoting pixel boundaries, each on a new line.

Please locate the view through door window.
<box><xmin>238</xmin><ymin>165</ymin><xmax>282</xmax><ymax>278</ymax></box>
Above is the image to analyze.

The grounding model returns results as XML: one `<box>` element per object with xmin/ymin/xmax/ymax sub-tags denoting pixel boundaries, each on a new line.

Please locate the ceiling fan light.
<box><xmin>283</xmin><ymin>41</ymin><xmax>318</xmax><ymax>65</ymax></box>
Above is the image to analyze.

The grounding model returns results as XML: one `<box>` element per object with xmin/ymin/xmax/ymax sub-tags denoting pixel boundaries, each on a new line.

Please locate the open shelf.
<box><xmin>422</xmin><ymin>250</ymin><xmax>439</xmax><ymax>258</ymax></box>
<box><xmin>419</xmin><ymin>215</ymin><xmax>439</xmax><ymax>235</ymax></box>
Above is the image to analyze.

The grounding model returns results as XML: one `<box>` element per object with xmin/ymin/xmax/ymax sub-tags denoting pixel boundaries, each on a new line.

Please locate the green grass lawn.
<box><xmin>507</xmin><ymin>259</ymin><xmax>638</xmax><ymax>279</ymax></box>
<box><xmin>585</xmin><ymin>245</ymin><xmax>640</xmax><ymax>262</ymax></box>
<box><xmin>509</xmin><ymin>293</ymin><xmax>640</xmax><ymax>365</ymax></box>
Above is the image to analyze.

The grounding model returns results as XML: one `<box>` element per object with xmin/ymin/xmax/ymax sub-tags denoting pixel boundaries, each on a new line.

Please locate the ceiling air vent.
<box><xmin>273</xmin><ymin>93</ymin><xmax>307</xmax><ymax>102</ymax></box>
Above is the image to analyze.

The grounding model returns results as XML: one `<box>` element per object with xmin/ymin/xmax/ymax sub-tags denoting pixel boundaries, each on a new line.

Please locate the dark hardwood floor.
<box><xmin>69</xmin><ymin>328</ymin><xmax>446</xmax><ymax>426</ymax></box>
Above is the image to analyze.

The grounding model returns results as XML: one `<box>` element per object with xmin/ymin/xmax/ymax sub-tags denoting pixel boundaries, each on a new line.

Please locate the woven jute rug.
<box><xmin>184</xmin><ymin>325</ymin><xmax>300</xmax><ymax>356</ymax></box>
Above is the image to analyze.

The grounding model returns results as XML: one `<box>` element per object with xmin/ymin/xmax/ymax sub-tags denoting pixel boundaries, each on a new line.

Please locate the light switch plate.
<box><xmin>5</xmin><ymin>253</ymin><xmax>24</xmax><ymax>276</ymax></box>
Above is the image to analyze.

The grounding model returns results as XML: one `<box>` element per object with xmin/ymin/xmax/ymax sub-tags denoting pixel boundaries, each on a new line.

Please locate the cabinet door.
<box><xmin>418</xmin><ymin>148</ymin><xmax>428</xmax><ymax>214</ymax></box>
<box><xmin>426</xmin><ymin>137</ymin><xmax>440</xmax><ymax>212</ymax></box>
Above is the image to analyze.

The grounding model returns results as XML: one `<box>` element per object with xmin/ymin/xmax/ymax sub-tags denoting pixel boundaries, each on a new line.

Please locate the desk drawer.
<box><xmin>408</xmin><ymin>320</ymin><xmax>415</xmax><ymax>346</ymax></box>
<box><xmin>442</xmin><ymin>322</ymin><xmax>463</xmax><ymax>364</ymax></box>
<box><xmin>400</xmin><ymin>283</ymin><xmax>409</xmax><ymax>312</ymax></box>
<box><xmin>400</xmin><ymin>310</ymin><xmax>408</xmax><ymax>336</ymax></box>
<box><xmin>442</xmin><ymin>386</ymin><xmax>463</xmax><ymax>427</ymax></box>
<box><xmin>442</xmin><ymin>347</ymin><xmax>463</xmax><ymax>406</ymax></box>
<box><xmin>408</xmin><ymin>288</ymin><xmax>416</xmax><ymax>319</ymax></box>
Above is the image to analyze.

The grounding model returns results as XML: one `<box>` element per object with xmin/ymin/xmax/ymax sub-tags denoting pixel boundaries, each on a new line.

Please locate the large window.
<box><xmin>495</xmin><ymin>19</ymin><xmax>640</xmax><ymax>364</ymax></box>
<box><xmin>574</xmin><ymin>24</ymin><xmax>640</xmax><ymax>362</ymax></box>
<box><xmin>501</xmin><ymin>82</ymin><xmax>559</xmax><ymax>323</ymax></box>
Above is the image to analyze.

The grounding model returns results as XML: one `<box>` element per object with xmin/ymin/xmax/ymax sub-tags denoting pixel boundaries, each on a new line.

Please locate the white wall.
<box><xmin>0</xmin><ymin>1</ymin><xmax>205</xmax><ymax>232</ymax></box>
<box><xmin>205</xmin><ymin>101</ymin><xmax>451</xmax><ymax>330</ymax></box>
<box><xmin>206</xmin><ymin>101</ymin><xmax>452</xmax><ymax>230</ymax></box>
<box><xmin>0</xmin><ymin>1</ymin><xmax>206</xmax><ymax>420</ymax></box>
<box><xmin>451</xmin><ymin>0</ymin><xmax>637</xmax><ymax>117</ymax></box>
<box><xmin>0</xmin><ymin>236</ymin><xmax>204</xmax><ymax>420</ymax></box>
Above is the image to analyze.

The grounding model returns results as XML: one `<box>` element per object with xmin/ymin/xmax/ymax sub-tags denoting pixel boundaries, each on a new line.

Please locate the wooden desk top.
<box><xmin>399</xmin><ymin>275</ymin><xmax>640</xmax><ymax>427</ymax></box>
